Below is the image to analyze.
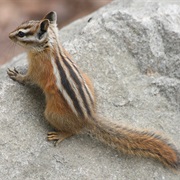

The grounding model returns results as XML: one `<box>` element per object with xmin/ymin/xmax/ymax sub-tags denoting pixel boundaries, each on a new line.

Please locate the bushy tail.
<box><xmin>86</xmin><ymin>116</ymin><xmax>180</xmax><ymax>170</ymax></box>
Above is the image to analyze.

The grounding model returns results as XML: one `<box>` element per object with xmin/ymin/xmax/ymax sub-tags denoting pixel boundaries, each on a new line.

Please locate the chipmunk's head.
<box><xmin>9</xmin><ymin>11</ymin><xmax>58</xmax><ymax>51</ymax></box>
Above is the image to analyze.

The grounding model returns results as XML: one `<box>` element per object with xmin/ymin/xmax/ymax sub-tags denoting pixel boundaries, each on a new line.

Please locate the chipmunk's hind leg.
<box><xmin>47</xmin><ymin>131</ymin><xmax>73</xmax><ymax>146</ymax></box>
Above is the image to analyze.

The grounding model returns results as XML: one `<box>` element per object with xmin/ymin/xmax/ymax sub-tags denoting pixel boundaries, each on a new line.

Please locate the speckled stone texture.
<box><xmin>0</xmin><ymin>0</ymin><xmax>180</xmax><ymax>179</ymax></box>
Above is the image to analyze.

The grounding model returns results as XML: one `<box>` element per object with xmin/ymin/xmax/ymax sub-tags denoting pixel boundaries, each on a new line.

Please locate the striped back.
<box><xmin>51</xmin><ymin>45</ymin><xmax>95</xmax><ymax>119</ymax></box>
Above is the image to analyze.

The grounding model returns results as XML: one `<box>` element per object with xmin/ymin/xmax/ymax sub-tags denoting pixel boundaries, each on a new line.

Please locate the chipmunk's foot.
<box><xmin>47</xmin><ymin>131</ymin><xmax>73</xmax><ymax>146</ymax></box>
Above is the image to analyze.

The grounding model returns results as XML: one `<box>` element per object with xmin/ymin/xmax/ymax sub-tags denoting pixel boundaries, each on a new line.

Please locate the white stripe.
<box><xmin>65</xmin><ymin>57</ymin><xmax>94</xmax><ymax>108</ymax></box>
<box><xmin>18</xmin><ymin>29</ymin><xmax>31</xmax><ymax>33</ymax></box>
<box><xmin>20</xmin><ymin>36</ymin><xmax>37</xmax><ymax>42</ymax></box>
<box><xmin>60</xmin><ymin>59</ymin><xmax>88</xmax><ymax>118</ymax></box>
<box><xmin>50</xmin><ymin>57</ymin><xmax>78</xmax><ymax>116</ymax></box>
<box><xmin>84</xmin><ymin>82</ymin><xmax>94</xmax><ymax>103</ymax></box>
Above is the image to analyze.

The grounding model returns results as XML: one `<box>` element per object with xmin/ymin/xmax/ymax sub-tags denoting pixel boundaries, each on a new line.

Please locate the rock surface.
<box><xmin>0</xmin><ymin>0</ymin><xmax>180</xmax><ymax>179</ymax></box>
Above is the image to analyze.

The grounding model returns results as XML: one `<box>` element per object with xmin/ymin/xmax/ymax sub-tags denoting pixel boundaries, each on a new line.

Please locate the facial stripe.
<box><xmin>15</xmin><ymin>29</ymin><xmax>35</xmax><ymax>38</ymax></box>
<box><xmin>17</xmin><ymin>29</ymin><xmax>31</xmax><ymax>33</ymax></box>
<box><xmin>20</xmin><ymin>36</ymin><xmax>37</xmax><ymax>42</ymax></box>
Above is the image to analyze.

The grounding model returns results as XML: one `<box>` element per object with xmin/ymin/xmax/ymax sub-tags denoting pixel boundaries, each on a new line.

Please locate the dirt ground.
<box><xmin>0</xmin><ymin>0</ymin><xmax>111</xmax><ymax>65</ymax></box>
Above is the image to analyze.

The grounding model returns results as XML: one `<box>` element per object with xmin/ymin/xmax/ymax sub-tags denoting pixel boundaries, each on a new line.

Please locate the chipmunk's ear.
<box><xmin>43</xmin><ymin>11</ymin><xmax>57</xmax><ymax>24</ymax></box>
<box><xmin>38</xmin><ymin>19</ymin><xmax>49</xmax><ymax>39</ymax></box>
<box><xmin>40</xmin><ymin>19</ymin><xmax>49</xmax><ymax>32</ymax></box>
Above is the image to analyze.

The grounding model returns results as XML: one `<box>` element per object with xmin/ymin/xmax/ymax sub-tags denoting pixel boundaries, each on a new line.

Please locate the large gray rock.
<box><xmin>0</xmin><ymin>0</ymin><xmax>180</xmax><ymax>179</ymax></box>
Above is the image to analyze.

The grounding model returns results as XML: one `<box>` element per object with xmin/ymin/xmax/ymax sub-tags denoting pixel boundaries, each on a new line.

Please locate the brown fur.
<box><xmin>86</xmin><ymin>117</ymin><xmax>180</xmax><ymax>170</ymax></box>
<box><xmin>27</xmin><ymin>51</ymin><xmax>85</xmax><ymax>133</ymax></box>
<box><xmin>10</xmin><ymin>49</ymin><xmax>179</xmax><ymax>170</ymax></box>
<box><xmin>7</xmin><ymin>11</ymin><xmax>180</xmax><ymax>171</ymax></box>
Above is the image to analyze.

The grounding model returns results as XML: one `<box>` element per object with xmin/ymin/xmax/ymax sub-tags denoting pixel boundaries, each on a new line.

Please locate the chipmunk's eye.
<box><xmin>17</xmin><ymin>31</ymin><xmax>25</xmax><ymax>38</ymax></box>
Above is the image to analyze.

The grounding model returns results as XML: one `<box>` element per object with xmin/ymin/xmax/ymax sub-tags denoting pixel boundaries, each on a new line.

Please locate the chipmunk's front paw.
<box><xmin>7</xmin><ymin>68</ymin><xmax>25</xmax><ymax>84</ymax></box>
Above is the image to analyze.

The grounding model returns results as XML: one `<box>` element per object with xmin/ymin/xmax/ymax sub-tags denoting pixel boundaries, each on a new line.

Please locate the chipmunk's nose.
<box><xmin>9</xmin><ymin>32</ymin><xmax>15</xmax><ymax>40</ymax></box>
<box><xmin>9</xmin><ymin>33</ymin><xmax>12</xmax><ymax>39</ymax></box>
<box><xmin>9</xmin><ymin>33</ymin><xmax>13</xmax><ymax>40</ymax></box>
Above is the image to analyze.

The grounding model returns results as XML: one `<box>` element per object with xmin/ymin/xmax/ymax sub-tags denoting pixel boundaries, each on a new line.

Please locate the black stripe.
<box><xmin>61</xmin><ymin>54</ymin><xmax>92</xmax><ymax>117</ymax></box>
<box><xmin>26</xmin><ymin>32</ymin><xmax>34</xmax><ymax>36</ymax></box>
<box><xmin>55</xmin><ymin>56</ymin><xmax>84</xmax><ymax>117</ymax></box>
<box><xmin>66</xmin><ymin>57</ymin><xmax>94</xmax><ymax>105</ymax></box>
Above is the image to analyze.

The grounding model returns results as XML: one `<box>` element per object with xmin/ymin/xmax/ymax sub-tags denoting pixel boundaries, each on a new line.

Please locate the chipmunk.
<box><xmin>7</xmin><ymin>11</ymin><xmax>180</xmax><ymax>170</ymax></box>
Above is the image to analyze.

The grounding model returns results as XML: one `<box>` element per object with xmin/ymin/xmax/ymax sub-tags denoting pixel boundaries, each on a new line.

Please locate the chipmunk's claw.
<box><xmin>47</xmin><ymin>131</ymin><xmax>73</xmax><ymax>146</ymax></box>
<box><xmin>7</xmin><ymin>68</ymin><xmax>19</xmax><ymax>81</ymax></box>
<box><xmin>7</xmin><ymin>67</ymin><xmax>25</xmax><ymax>84</ymax></box>
<box><xmin>13</xmin><ymin>67</ymin><xmax>19</xmax><ymax>74</ymax></box>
